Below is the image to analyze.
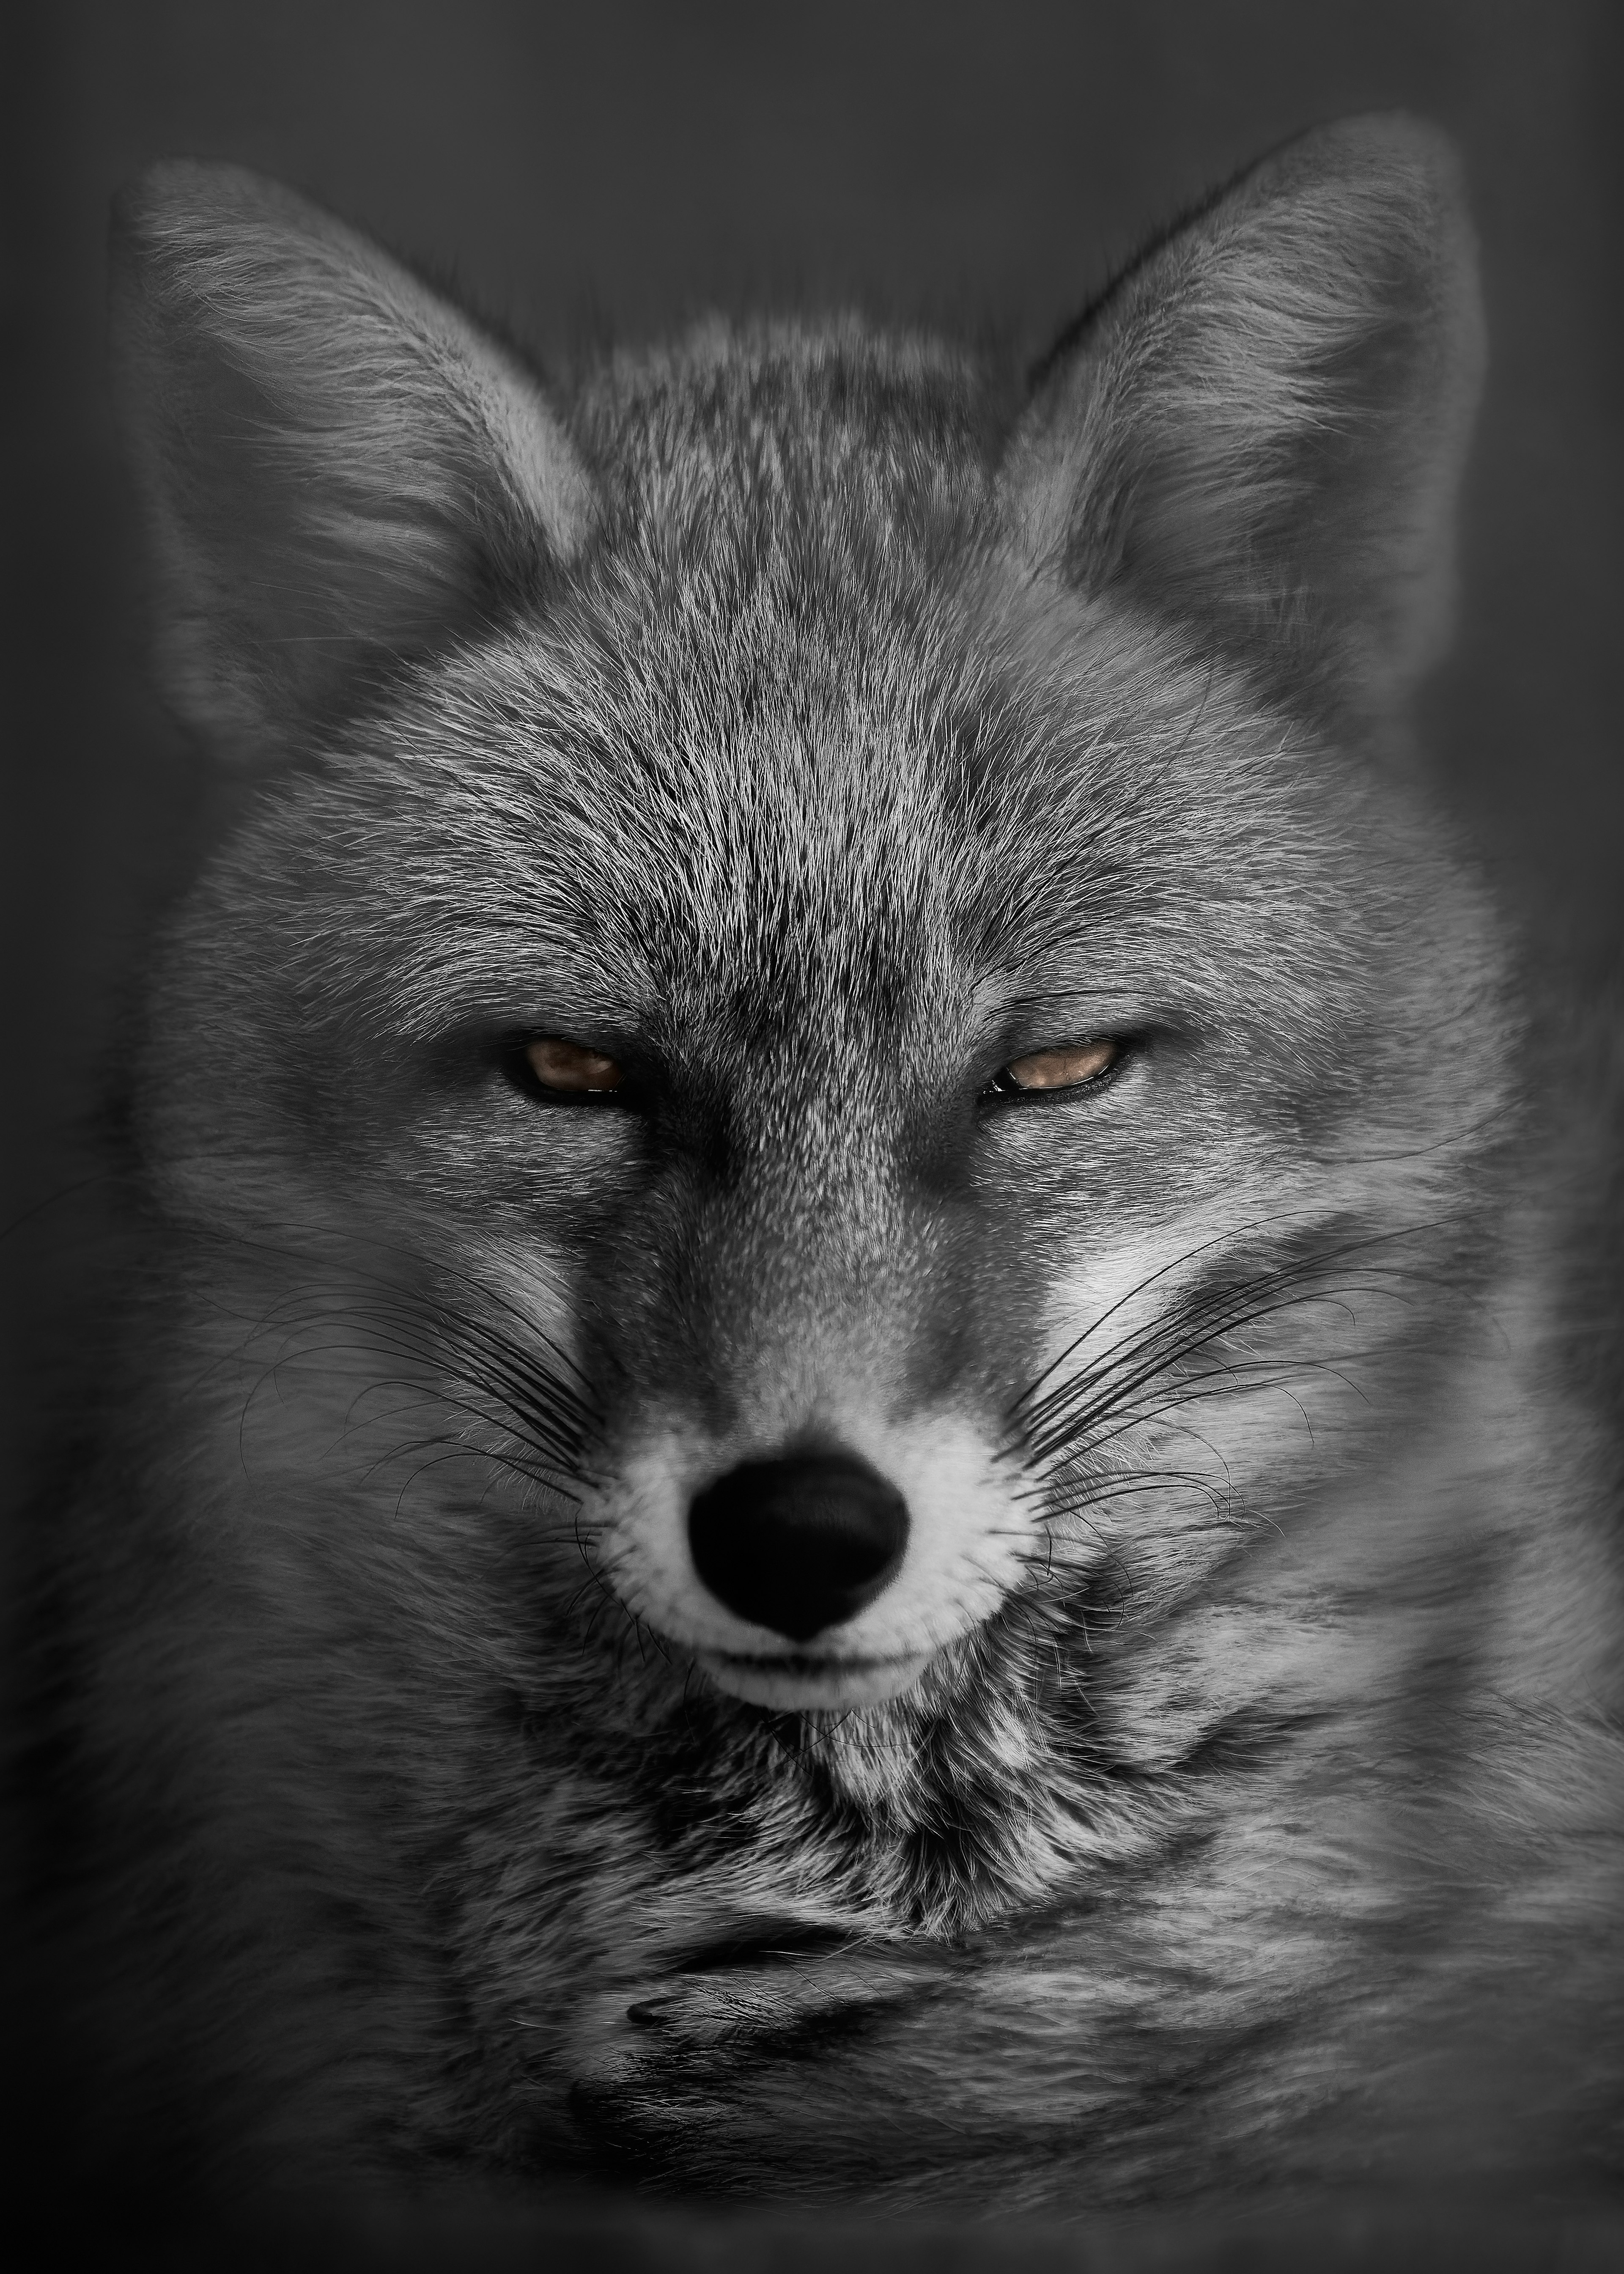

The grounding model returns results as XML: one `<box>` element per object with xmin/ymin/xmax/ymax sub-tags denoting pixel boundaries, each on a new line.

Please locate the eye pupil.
<box><xmin>524</xmin><ymin>1037</ymin><xmax>624</xmax><ymax>1093</ymax></box>
<box><xmin>999</xmin><ymin>1039</ymin><xmax>1121</xmax><ymax>1094</ymax></box>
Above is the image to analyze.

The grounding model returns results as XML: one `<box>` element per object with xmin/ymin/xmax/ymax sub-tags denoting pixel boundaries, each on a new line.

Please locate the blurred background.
<box><xmin>5</xmin><ymin>0</ymin><xmax>1621</xmax><ymax>1318</ymax></box>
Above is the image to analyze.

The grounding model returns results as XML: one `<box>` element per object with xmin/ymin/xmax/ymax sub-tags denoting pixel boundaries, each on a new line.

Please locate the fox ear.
<box><xmin>110</xmin><ymin>162</ymin><xmax>595</xmax><ymax>758</ymax></box>
<box><xmin>1000</xmin><ymin>116</ymin><xmax>1484</xmax><ymax>714</ymax></box>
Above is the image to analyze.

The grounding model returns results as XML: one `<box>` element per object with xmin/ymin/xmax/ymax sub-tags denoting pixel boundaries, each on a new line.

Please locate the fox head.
<box><xmin>112</xmin><ymin>121</ymin><xmax>1498</xmax><ymax>1841</ymax></box>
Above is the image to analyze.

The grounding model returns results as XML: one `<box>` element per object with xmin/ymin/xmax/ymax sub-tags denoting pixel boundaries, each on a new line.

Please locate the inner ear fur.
<box><xmin>1000</xmin><ymin>115</ymin><xmax>1484</xmax><ymax>714</ymax></box>
<box><xmin>110</xmin><ymin>161</ymin><xmax>595</xmax><ymax>759</ymax></box>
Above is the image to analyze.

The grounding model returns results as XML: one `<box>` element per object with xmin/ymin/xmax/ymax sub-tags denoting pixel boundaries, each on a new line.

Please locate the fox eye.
<box><xmin>522</xmin><ymin>1036</ymin><xmax>625</xmax><ymax>1095</ymax></box>
<box><xmin>985</xmin><ymin>1038</ymin><xmax>1122</xmax><ymax>1099</ymax></box>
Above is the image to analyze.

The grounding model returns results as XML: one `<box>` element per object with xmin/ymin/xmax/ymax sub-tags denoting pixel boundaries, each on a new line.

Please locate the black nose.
<box><xmin>687</xmin><ymin>1452</ymin><xmax>910</xmax><ymax>1644</ymax></box>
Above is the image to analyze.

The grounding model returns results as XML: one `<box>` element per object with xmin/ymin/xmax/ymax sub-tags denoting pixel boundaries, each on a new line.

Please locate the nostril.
<box><xmin>687</xmin><ymin>1452</ymin><xmax>910</xmax><ymax>1645</ymax></box>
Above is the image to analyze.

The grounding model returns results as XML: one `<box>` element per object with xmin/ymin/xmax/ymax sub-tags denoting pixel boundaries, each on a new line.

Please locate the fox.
<box><xmin>21</xmin><ymin>113</ymin><xmax>1624</xmax><ymax>2225</ymax></box>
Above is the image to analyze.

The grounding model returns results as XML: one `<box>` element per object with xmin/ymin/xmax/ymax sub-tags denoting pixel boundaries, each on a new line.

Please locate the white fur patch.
<box><xmin>588</xmin><ymin>1401</ymin><xmax>1030</xmax><ymax>1699</ymax></box>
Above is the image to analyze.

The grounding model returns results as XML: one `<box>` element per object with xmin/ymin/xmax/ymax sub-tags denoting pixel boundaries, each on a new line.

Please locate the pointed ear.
<box><xmin>999</xmin><ymin>116</ymin><xmax>1484</xmax><ymax>714</ymax></box>
<box><xmin>110</xmin><ymin>162</ymin><xmax>595</xmax><ymax>759</ymax></box>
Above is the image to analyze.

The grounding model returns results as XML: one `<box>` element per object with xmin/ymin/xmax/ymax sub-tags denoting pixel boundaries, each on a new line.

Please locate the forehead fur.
<box><xmin>575</xmin><ymin>316</ymin><xmax>999</xmax><ymax>536</ymax></box>
<box><xmin>207</xmin><ymin>319</ymin><xmax>1440</xmax><ymax>1094</ymax></box>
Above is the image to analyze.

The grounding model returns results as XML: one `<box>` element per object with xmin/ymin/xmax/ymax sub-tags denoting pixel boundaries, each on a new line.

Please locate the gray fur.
<box><xmin>37</xmin><ymin>116</ymin><xmax>1624</xmax><ymax>2215</ymax></box>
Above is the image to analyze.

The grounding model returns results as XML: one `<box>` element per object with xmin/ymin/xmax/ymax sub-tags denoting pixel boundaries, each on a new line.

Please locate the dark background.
<box><xmin>8</xmin><ymin>0</ymin><xmax>1622</xmax><ymax>1219</ymax></box>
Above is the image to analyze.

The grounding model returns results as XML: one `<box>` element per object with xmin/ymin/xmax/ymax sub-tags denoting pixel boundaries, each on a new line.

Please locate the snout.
<box><xmin>591</xmin><ymin>1404</ymin><xmax>1026</xmax><ymax>1711</ymax></box>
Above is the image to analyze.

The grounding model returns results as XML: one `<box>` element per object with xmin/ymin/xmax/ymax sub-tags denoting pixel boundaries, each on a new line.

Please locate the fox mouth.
<box><xmin>697</xmin><ymin>1646</ymin><xmax>933</xmax><ymax>1710</ymax></box>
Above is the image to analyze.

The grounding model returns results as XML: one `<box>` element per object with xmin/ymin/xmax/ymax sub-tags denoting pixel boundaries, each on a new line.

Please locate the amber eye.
<box><xmin>995</xmin><ymin>1038</ymin><xmax>1122</xmax><ymax>1095</ymax></box>
<box><xmin>523</xmin><ymin>1036</ymin><xmax>625</xmax><ymax>1094</ymax></box>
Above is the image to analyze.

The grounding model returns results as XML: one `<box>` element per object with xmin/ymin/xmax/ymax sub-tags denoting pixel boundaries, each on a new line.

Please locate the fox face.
<box><xmin>152</xmin><ymin>511</ymin><xmax>1492</xmax><ymax>1732</ymax></box>
<box><xmin>112</xmin><ymin>118</ymin><xmax>1507</xmax><ymax>1988</ymax></box>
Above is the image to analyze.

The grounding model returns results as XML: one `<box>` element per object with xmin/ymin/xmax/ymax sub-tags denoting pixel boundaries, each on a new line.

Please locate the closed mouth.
<box><xmin>697</xmin><ymin>1646</ymin><xmax>933</xmax><ymax>1709</ymax></box>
